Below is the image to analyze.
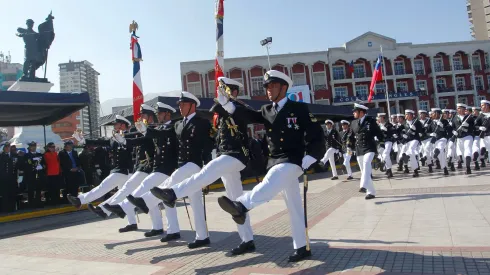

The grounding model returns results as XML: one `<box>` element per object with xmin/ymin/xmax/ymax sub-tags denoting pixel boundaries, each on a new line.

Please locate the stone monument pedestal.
<box><xmin>8</xmin><ymin>80</ymin><xmax>64</xmax><ymax>150</ymax></box>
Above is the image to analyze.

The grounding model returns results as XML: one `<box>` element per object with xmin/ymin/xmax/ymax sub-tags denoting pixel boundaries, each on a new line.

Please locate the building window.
<box><xmin>292</xmin><ymin>73</ymin><xmax>307</xmax><ymax>86</ymax></box>
<box><xmin>419</xmin><ymin>101</ymin><xmax>429</xmax><ymax>111</ymax></box>
<box><xmin>487</xmin><ymin>75</ymin><xmax>490</xmax><ymax>89</ymax></box>
<box><xmin>187</xmin><ymin>81</ymin><xmax>202</xmax><ymax>98</ymax></box>
<box><xmin>231</xmin><ymin>78</ymin><xmax>245</xmax><ymax>96</ymax></box>
<box><xmin>394</xmin><ymin>61</ymin><xmax>405</xmax><ymax>75</ymax></box>
<box><xmin>208</xmin><ymin>80</ymin><xmax>215</xmax><ymax>96</ymax></box>
<box><xmin>434</xmin><ymin>58</ymin><xmax>443</xmax><ymax>72</ymax></box>
<box><xmin>472</xmin><ymin>55</ymin><xmax>482</xmax><ymax>71</ymax></box>
<box><xmin>355</xmin><ymin>85</ymin><xmax>368</xmax><ymax>98</ymax></box>
<box><xmin>334</xmin><ymin>86</ymin><xmax>347</xmax><ymax>98</ymax></box>
<box><xmin>416</xmin><ymin>80</ymin><xmax>427</xmax><ymax>94</ymax></box>
<box><xmin>375</xmin><ymin>83</ymin><xmax>386</xmax><ymax>94</ymax></box>
<box><xmin>476</xmin><ymin>75</ymin><xmax>484</xmax><ymax>90</ymax></box>
<box><xmin>452</xmin><ymin>56</ymin><xmax>463</xmax><ymax>70</ymax></box>
<box><xmin>458</xmin><ymin>97</ymin><xmax>468</xmax><ymax>105</ymax></box>
<box><xmin>414</xmin><ymin>59</ymin><xmax>425</xmax><ymax>75</ymax></box>
<box><xmin>439</xmin><ymin>98</ymin><xmax>449</xmax><ymax>109</ymax></box>
<box><xmin>456</xmin><ymin>77</ymin><xmax>465</xmax><ymax>91</ymax></box>
<box><xmin>396</xmin><ymin>81</ymin><xmax>408</xmax><ymax>92</ymax></box>
<box><xmin>251</xmin><ymin>76</ymin><xmax>265</xmax><ymax>96</ymax></box>
<box><xmin>332</xmin><ymin>66</ymin><xmax>345</xmax><ymax>80</ymax></box>
<box><xmin>436</xmin><ymin>78</ymin><xmax>446</xmax><ymax>91</ymax></box>
<box><xmin>312</xmin><ymin>71</ymin><xmax>327</xmax><ymax>91</ymax></box>
<box><xmin>353</xmin><ymin>64</ymin><xmax>365</xmax><ymax>78</ymax></box>
<box><xmin>485</xmin><ymin>53</ymin><xmax>489</xmax><ymax>68</ymax></box>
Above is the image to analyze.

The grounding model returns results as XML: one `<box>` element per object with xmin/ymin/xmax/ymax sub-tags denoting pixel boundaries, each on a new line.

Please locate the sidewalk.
<box><xmin>1</xmin><ymin>166</ymin><xmax>490</xmax><ymax>274</ymax></box>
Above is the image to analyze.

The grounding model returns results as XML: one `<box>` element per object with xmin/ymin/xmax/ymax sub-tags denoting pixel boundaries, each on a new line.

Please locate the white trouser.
<box><xmin>421</xmin><ymin>138</ymin><xmax>432</xmax><ymax>162</ymax></box>
<box><xmin>342</xmin><ymin>153</ymin><xmax>352</xmax><ymax>176</ymax></box>
<box><xmin>358</xmin><ymin>152</ymin><xmax>376</xmax><ymax>196</ymax></box>
<box><xmin>397</xmin><ymin>143</ymin><xmax>407</xmax><ymax>163</ymax></box>
<box><xmin>457</xmin><ymin>136</ymin><xmax>473</xmax><ymax>159</ymax></box>
<box><xmin>173</xmin><ymin>155</ymin><xmax>253</xmax><ymax>242</ymax></box>
<box><xmin>141</xmin><ymin>162</ymin><xmax>205</xmax><ymax>239</ymax></box>
<box><xmin>321</xmin><ymin>148</ymin><xmax>339</xmax><ymax>177</ymax></box>
<box><xmin>380</xmin><ymin>141</ymin><xmax>393</xmax><ymax>169</ymax></box>
<box><xmin>482</xmin><ymin>136</ymin><xmax>490</xmax><ymax>152</ymax></box>
<box><xmin>404</xmin><ymin>140</ymin><xmax>420</xmax><ymax>169</ymax></box>
<box><xmin>447</xmin><ymin>140</ymin><xmax>456</xmax><ymax>159</ymax></box>
<box><xmin>237</xmin><ymin>163</ymin><xmax>306</xmax><ymax>249</ymax></box>
<box><xmin>472</xmin><ymin>136</ymin><xmax>481</xmax><ymax>156</ymax></box>
<box><xmin>393</xmin><ymin>142</ymin><xmax>399</xmax><ymax>153</ymax></box>
<box><xmin>434</xmin><ymin>138</ymin><xmax>448</xmax><ymax>169</ymax></box>
<box><xmin>100</xmin><ymin>171</ymin><xmax>148</xmax><ymax>217</ymax></box>
<box><xmin>120</xmin><ymin>172</ymin><xmax>170</xmax><ymax>230</ymax></box>
<box><xmin>78</xmin><ymin>173</ymin><xmax>128</xmax><ymax>204</ymax></box>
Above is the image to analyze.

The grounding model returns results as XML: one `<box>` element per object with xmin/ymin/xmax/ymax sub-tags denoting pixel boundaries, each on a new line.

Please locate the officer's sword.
<box><xmin>203</xmin><ymin>186</ymin><xmax>210</xmax><ymax>236</ymax></box>
<box><xmin>182</xmin><ymin>197</ymin><xmax>193</xmax><ymax>231</ymax></box>
<box><xmin>303</xmin><ymin>170</ymin><xmax>310</xmax><ymax>252</ymax></box>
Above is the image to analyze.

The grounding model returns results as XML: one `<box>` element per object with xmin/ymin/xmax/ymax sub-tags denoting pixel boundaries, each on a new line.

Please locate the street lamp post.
<box><xmin>260</xmin><ymin>37</ymin><xmax>272</xmax><ymax>70</ymax></box>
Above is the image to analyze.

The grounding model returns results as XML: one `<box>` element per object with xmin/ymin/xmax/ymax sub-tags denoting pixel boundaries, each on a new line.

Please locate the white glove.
<box><xmin>96</xmin><ymin>169</ymin><xmax>102</xmax><ymax>176</ymax></box>
<box><xmin>380</xmin><ymin>126</ymin><xmax>387</xmax><ymax>131</ymax></box>
<box><xmin>402</xmin><ymin>134</ymin><xmax>408</xmax><ymax>139</ymax></box>
<box><xmin>78</xmin><ymin>138</ymin><xmax>86</xmax><ymax>145</ymax></box>
<box><xmin>452</xmin><ymin>130</ymin><xmax>458</xmax><ymax>136</ymax></box>
<box><xmin>32</xmin><ymin>157</ymin><xmax>41</xmax><ymax>161</ymax></box>
<box><xmin>36</xmin><ymin>165</ymin><xmax>43</xmax><ymax>171</ymax></box>
<box><xmin>301</xmin><ymin>155</ymin><xmax>317</xmax><ymax>170</ymax></box>
<box><xmin>430</xmin><ymin>133</ymin><xmax>437</xmax><ymax>137</ymax></box>
<box><xmin>374</xmin><ymin>136</ymin><xmax>379</xmax><ymax>141</ymax></box>
<box><xmin>114</xmin><ymin>133</ymin><xmax>126</xmax><ymax>145</ymax></box>
<box><xmin>462</xmin><ymin>122</ymin><xmax>469</xmax><ymax>127</ymax></box>
<box><xmin>449</xmin><ymin>122</ymin><xmax>453</xmax><ymax>126</ymax></box>
<box><xmin>18</xmin><ymin>176</ymin><xmax>23</xmax><ymax>183</ymax></box>
<box><xmin>437</xmin><ymin>121</ymin><xmax>444</xmax><ymax>127</ymax></box>
<box><xmin>72</xmin><ymin>131</ymin><xmax>83</xmax><ymax>142</ymax></box>
<box><xmin>480</xmin><ymin>126</ymin><xmax>487</xmax><ymax>131</ymax></box>
<box><xmin>217</xmin><ymin>93</ymin><xmax>229</xmax><ymax>106</ymax></box>
<box><xmin>410</xmin><ymin>125</ymin><xmax>416</xmax><ymax>130</ymax></box>
<box><xmin>135</xmin><ymin>121</ymin><xmax>147</xmax><ymax>134</ymax></box>
<box><xmin>393</xmin><ymin>134</ymin><xmax>398</xmax><ymax>138</ymax></box>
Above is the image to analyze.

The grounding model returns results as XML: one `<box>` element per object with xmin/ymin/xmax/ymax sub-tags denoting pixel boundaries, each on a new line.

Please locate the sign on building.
<box><xmin>286</xmin><ymin>85</ymin><xmax>311</xmax><ymax>103</ymax></box>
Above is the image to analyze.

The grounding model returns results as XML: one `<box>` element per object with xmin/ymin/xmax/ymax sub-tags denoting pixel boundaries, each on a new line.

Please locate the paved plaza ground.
<box><xmin>1</xmin><ymin>166</ymin><xmax>490</xmax><ymax>274</ymax></box>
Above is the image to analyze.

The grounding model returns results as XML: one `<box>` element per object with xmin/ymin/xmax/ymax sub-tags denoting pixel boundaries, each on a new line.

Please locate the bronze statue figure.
<box><xmin>16</xmin><ymin>12</ymin><xmax>55</xmax><ymax>81</ymax></box>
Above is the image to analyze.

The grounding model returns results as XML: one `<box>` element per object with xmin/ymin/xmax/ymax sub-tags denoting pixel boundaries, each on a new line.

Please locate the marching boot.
<box><xmin>365</xmin><ymin>194</ymin><xmax>376</xmax><ymax>200</ymax></box>
<box><xmin>288</xmin><ymin>246</ymin><xmax>312</xmax><ymax>262</ymax></box>
<box><xmin>403</xmin><ymin>165</ymin><xmax>410</xmax><ymax>174</ymax></box>
<box><xmin>473</xmin><ymin>152</ymin><xmax>479</xmax><ymax>162</ymax></box>
<box><xmin>88</xmin><ymin>204</ymin><xmax>107</xmax><ymax>219</ymax></box>
<box><xmin>126</xmin><ymin>195</ymin><xmax>149</xmax><ymax>214</ymax></box>
<box><xmin>218</xmin><ymin>196</ymin><xmax>248</xmax><ymax>225</ymax></box>
<box><xmin>475</xmin><ymin>161</ymin><xmax>480</xmax><ymax>171</ymax></box>
<box><xmin>413</xmin><ymin>169</ymin><xmax>419</xmax><ymax>178</ymax></box>
<box><xmin>67</xmin><ymin>195</ymin><xmax>82</xmax><ymax>208</ymax></box>
<box><xmin>386</xmin><ymin>168</ymin><xmax>393</xmax><ymax>178</ymax></box>
<box><xmin>346</xmin><ymin>176</ymin><xmax>354</xmax><ymax>180</ymax></box>
<box><xmin>188</xmin><ymin>238</ymin><xmax>211</xmax><ymax>249</ymax></box>
<box><xmin>231</xmin><ymin>240</ymin><xmax>256</xmax><ymax>255</ymax></box>
<box><xmin>103</xmin><ymin>204</ymin><xmax>126</xmax><ymax>219</ymax></box>
<box><xmin>481</xmin><ymin>159</ymin><xmax>486</xmax><ymax>168</ymax></box>
<box><xmin>443</xmin><ymin>167</ymin><xmax>449</xmax><ymax>176</ymax></box>
<box><xmin>397</xmin><ymin>161</ymin><xmax>403</xmax><ymax>171</ymax></box>
<box><xmin>450</xmin><ymin>162</ymin><xmax>456</xmax><ymax>172</ymax></box>
<box><xmin>150</xmin><ymin>188</ymin><xmax>177</xmax><ymax>208</ymax></box>
<box><xmin>144</xmin><ymin>229</ymin><xmax>164</xmax><ymax>238</ymax></box>
<box><xmin>359</xmin><ymin>187</ymin><xmax>367</xmax><ymax>193</ymax></box>
<box><xmin>428</xmin><ymin>165</ymin><xmax>433</xmax><ymax>173</ymax></box>
<box><xmin>331</xmin><ymin>176</ymin><xmax>339</xmax><ymax>180</ymax></box>
<box><xmin>466</xmin><ymin>156</ymin><xmax>472</xmax><ymax>174</ymax></box>
<box><xmin>119</xmin><ymin>224</ymin><xmax>138</xmax><ymax>233</ymax></box>
<box><xmin>435</xmin><ymin>160</ymin><xmax>441</xmax><ymax>169</ymax></box>
<box><xmin>457</xmin><ymin>156</ymin><xmax>463</xmax><ymax>169</ymax></box>
<box><xmin>421</xmin><ymin>157</ymin><xmax>426</xmax><ymax>167</ymax></box>
<box><xmin>160</xmin><ymin>233</ymin><xmax>181</xmax><ymax>242</ymax></box>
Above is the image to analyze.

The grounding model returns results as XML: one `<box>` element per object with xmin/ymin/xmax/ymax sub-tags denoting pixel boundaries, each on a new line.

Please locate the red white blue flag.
<box><xmin>368</xmin><ymin>55</ymin><xmax>383</xmax><ymax>102</ymax></box>
<box><xmin>213</xmin><ymin>0</ymin><xmax>224</xmax><ymax>127</ymax></box>
<box><xmin>131</xmin><ymin>30</ymin><xmax>144</xmax><ymax>122</ymax></box>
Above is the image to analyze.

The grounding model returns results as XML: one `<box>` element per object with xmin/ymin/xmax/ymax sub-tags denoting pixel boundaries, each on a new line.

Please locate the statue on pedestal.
<box><xmin>16</xmin><ymin>12</ymin><xmax>55</xmax><ymax>82</ymax></box>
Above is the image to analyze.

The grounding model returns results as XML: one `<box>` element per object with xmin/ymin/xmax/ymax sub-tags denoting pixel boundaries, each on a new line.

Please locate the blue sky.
<box><xmin>0</xmin><ymin>0</ymin><xmax>471</xmax><ymax>103</ymax></box>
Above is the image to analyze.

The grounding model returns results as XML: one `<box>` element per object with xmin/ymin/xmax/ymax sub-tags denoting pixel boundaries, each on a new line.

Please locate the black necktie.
<box><xmin>273</xmin><ymin>104</ymin><xmax>278</xmax><ymax>115</ymax></box>
<box><xmin>183</xmin><ymin>117</ymin><xmax>187</xmax><ymax>126</ymax></box>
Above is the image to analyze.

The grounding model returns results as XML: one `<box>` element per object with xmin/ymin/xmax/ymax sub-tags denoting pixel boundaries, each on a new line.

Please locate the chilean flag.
<box><xmin>131</xmin><ymin>32</ymin><xmax>144</xmax><ymax>122</ymax></box>
<box><xmin>213</xmin><ymin>0</ymin><xmax>224</xmax><ymax>128</ymax></box>
<box><xmin>368</xmin><ymin>55</ymin><xmax>383</xmax><ymax>102</ymax></box>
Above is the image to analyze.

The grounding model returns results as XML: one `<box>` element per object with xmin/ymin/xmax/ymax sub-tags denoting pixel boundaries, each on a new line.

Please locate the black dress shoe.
<box><xmin>144</xmin><ymin>229</ymin><xmax>164</xmax><ymax>237</ymax></box>
<box><xmin>403</xmin><ymin>166</ymin><xmax>410</xmax><ymax>174</ymax></box>
<box><xmin>443</xmin><ymin>167</ymin><xmax>449</xmax><ymax>176</ymax></box>
<box><xmin>365</xmin><ymin>194</ymin><xmax>376</xmax><ymax>200</ymax></box>
<box><xmin>231</xmin><ymin>240</ymin><xmax>256</xmax><ymax>255</ymax></box>
<box><xmin>413</xmin><ymin>170</ymin><xmax>419</xmax><ymax>177</ymax></box>
<box><xmin>466</xmin><ymin>167</ymin><xmax>472</xmax><ymax>175</ymax></box>
<box><xmin>188</xmin><ymin>237</ymin><xmax>210</xmax><ymax>249</ymax></box>
<box><xmin>359</xmin><ymin>187</ymin><xmax>366</xmax><ymax>193</ymax></box>
<box><xmin>150</xmin><ymin>188</ymin><xmax>176</xmax><ymax>208</ymax></box>
<box><xmin>160</xmin><ymin>232</ymin><xmax>181</xmax><ymax>242</ymax></box>
<box><xmin>450</xmin><ymin>163</ymin><xmax>456</xmax><ymax>172</ymax></box>
<box><xmin>67</xmin><ymin>195</ymin><xmax>81</xmax><ymax>208</ymax></box>
<box><xmin>126</xmin><ymin>195</ymin><xmax>149</xmax><ymax>214</ymax></box>
<box><xmin>435</xmin><ymin>160</ymin><xmax>441</xmax><ymax>169</ymax></box>
<box><xmin>386</xmin><ymin>169</ymin><xmax>393</xmax><ymax>178</ymax></box>
<box><xmin>481</xmin><ymin>160</ymin><xmax>486</xmax><ymax>168</ymax></box>
<box><xmin>288</xmin><ymin>246</ymin><xmax>311</xmax><ymax>262</ymax></box>
<box><xmin>218</xmin><ymin>196</ymin><xmax>248</xmax><ymax>225</ymax></box>
<box><xmin>475</xmin><ymin>161</ymin><xmax>480</xmax><ymax>171</ymax></box>
<box><xmin>457</xmin><ymin>162</ymin><xmax>463</xmax><ymax>169</ymax></box>
<box><xmin>331</xmin><ymin>176</ymin><xmax>338</xmax><ymax>180</ymax></box>
<box><xmin>428</xmin><ymin>165</ymin><xmax>433</xmax><ymax>173</ymax></box>
<box><xmin>119</xmin><ymin>224</ymin><xmax>138</xmax><ymax>233</ymax></box>
<box><xmin>346</xmin><ymin>176</ymin><xmax>353</xmax><ymax>180</ymax></box>
<box><xmin>88</xmin><ymin>204</ymin><xmax>107</xmax><ymax>219</ymax></box>
<box><xmin>103</xmin><ymin>204</ymin><xmax>126</xmax><ymax>219</ymax></box>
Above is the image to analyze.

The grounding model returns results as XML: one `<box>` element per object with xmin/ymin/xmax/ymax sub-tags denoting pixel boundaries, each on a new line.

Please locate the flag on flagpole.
<box><xmin>213</xmin><ymin>0</ymin><xmax>224</xmax><ymax>127</ymax></box>
<box><xmin>348</xmin><ymin>60</ymin><xmax>355</xmax><ymax>74</ymax></box>
<box><xmin>368</xmin><ymin>55</ymin><xmax>383</xmax><ymax>102</ymax></box>
<box><xmin>130</xmin><ymin>22</ymin><xmax>144</xmax><ymax>122</ymax></box>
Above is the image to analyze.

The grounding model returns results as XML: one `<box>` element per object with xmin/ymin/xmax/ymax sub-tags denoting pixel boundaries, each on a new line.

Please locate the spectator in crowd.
<box><xmin>79</xmin><ymin>144</ymin><xmax>95</xmax><ymax>188</ymax></box>
<box><xmin>59</xmin><ymin>140</ymin><xmax>82</xmax><ymax>198</ymax></box>
<box><xmin>43</xmin><ymin>142</ymin><xmax>62</xmax><ymax>205</ymax></box>
<box><xmin>0</xmin><ymin>142</ymin><xmax>18</xmax><ymax>213</ymax></box>
<box><xmin>22</xmin><ymin>141</ymin><xmax>46</xmax><ymax>208</ymax></box>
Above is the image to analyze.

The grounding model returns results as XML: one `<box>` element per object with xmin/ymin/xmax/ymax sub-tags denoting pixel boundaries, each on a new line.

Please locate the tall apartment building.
<box><xmin>468</xmin><ymin>0</ymin><xmax>490</xmax><ymax>40</ymax></box>
<box><xmin>58</xmin><ymin>60</ymin><xmax>100</xmax><ymax>137</ymax></box>
<box><xmin>0</xmin><ymin>55</ymin><xmax>23</xmax><ymax>91</ymax></box>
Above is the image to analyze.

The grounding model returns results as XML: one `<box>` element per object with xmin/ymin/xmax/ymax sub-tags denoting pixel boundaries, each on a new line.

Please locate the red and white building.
<box><xmin>180</xmin><ymin>32</ymin><xmax>490</xmax><ymax>114</ymax></box>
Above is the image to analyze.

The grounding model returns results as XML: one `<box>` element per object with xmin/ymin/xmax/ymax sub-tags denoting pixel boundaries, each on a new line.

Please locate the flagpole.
<box><xmin>380</xmin><ymin>45</ymin><xmax>392</xmax><ymax>118</ymax></box>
